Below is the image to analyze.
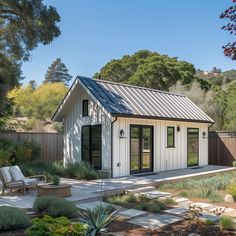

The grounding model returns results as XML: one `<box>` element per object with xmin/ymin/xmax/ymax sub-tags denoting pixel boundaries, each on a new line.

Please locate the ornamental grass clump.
<box><xmin>0</xmin><ymin>206</ymin><xmax>30</xmax><ymax>231</ymax></box>
<box><xmin>220</xmin><ymin>216</ymin><xmax>235</xmax><ymax>230</ymax></box>
<box><xmin>33</xmin><ymin>196</ymin><xmax>78</xmax><ymax>218</ymax></box>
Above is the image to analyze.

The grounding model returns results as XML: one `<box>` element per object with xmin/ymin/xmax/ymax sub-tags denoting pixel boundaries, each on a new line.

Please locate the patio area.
<box><xmin>0</xmin><ymin>165</ymin><xmax>235</xmax><ymax>209</ymax></box>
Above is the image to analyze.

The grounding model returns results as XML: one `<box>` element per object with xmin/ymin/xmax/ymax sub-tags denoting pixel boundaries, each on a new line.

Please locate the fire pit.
<box><xmin>37</xmin><ymin>184</ymin><xmax>72</xmax><ymax>197</ymax></box>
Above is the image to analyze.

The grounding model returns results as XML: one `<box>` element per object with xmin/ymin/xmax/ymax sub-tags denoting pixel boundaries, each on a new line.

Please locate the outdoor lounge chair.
<box><xmin>0</xmin><ymin>165</ymin><xmax>46</xmax><ymax>196</ymax></box>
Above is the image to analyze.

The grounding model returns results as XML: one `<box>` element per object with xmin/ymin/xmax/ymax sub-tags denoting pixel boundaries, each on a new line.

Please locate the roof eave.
<box><xmin>111</xmin><ymin>113</ymin><xmax>214</xmax><ymax>124</ymax></box>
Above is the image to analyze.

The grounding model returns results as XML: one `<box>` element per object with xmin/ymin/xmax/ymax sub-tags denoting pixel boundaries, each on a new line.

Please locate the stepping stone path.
<box><xmin>138</xmin><ymin>190</ymin><xmax>171</xmax><ymax>199</ymax></box>
<box><xmin>76</xmin><ymin>200</ymin><xmax>116</xmax><ymax>211</ymax></box>
<box><xmin>128</xmin><ymin>213</ymin><xmax>182</xmax><ymax>230</ymax></box>
<box><xmin>118</xmin><ymin>209</ymin><xmax>147</xmax><ymax>218</ymax></box>
<box><xmin>164</xmin><ymin>207</ymin><xmax>189</xmax><ymax>216</ymax></box>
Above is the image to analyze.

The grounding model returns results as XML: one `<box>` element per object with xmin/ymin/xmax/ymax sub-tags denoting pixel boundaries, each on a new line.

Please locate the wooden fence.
<box><xmin>0</xmin><ymin>132</ymin><xmax>63</xmax><ymax>161</ymax></box>
<box><xmin>209</xmin><ymin>131</ymin><xmax>236</xmax><ymax>166</ymax></box>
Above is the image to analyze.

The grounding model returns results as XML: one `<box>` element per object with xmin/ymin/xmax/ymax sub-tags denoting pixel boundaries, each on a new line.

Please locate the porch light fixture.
<box><xmin>119</xmin><ymin>129</ymin><xmax>127</xmax><ymax>139</ymax></box>
<box><xmin>202</xmin><ymin>131</ymin><xmax>207</xmax><ymax>139</ymax></box>
<box><xmin>177</xmin><ymin>126</ymin><xmax>180</xmax><ymax>132</ymax></box>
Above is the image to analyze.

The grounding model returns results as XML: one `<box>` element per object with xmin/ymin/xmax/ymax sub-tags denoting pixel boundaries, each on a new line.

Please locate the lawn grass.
<box><xmin>103</xmin><ymin>194</ymin><xmax>176</xmax><ymax>213</ymax></box>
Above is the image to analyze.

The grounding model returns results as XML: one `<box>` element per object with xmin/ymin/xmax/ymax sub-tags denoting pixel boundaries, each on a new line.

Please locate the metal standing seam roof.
<box><xmin>78</xmin><ymin>76</ymin><xmax>214</xmax><ymax>123</ymax></box>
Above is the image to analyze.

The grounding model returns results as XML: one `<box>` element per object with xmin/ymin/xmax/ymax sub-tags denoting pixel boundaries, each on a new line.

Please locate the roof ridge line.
<box><xmin>77</xmin><ymin>75</ymin><xmax>185</xmax><ymax>97</ymax></box>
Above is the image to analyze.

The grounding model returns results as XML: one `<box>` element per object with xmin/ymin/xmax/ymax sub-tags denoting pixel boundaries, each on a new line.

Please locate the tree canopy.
<box><xmin>94</xmin><ymin>50</ymin><xmax>196</xmax><ymax>91</ymax></box>
<box><xmin>44</xmin><ymin>58</ymin><xmax>72</xmax><ymax>86</ymax></box>
<box><xmin>0</xmin><ymin>0</ymin><xmax>61</xmax><ymax>127</ymax></box>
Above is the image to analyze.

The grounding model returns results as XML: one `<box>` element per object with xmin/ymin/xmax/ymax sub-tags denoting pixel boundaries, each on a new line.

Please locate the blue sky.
<box><xmin>22</xmin><ymin>0</ymin><xmax>236</xmax><ymax>85</ymax></box>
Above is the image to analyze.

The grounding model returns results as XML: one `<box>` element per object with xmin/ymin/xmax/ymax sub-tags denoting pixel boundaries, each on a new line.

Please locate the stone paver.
<box><xmin>76</xmin><ymin>200</ymin><xmax>116</xmax><ymax>211</ymax></box>
<box><xmin>173</xmin><ymin>197</ymin><xmax>189</xmax><ymax>203</ymax></box>
<box><xmin>222</xmin><ymin>209</ymin><xmax>236</xmax><ymax>217</ymax></box>
<box><xmin>164</xmin><ymin>207</ymin><xmax>189</xmax><ymax>216</ymax></box>
<box><xmin>138</xmin><ymin>190</ymin><xmax>171</xmax><ymax>199</ymax></box>
<box><xmin>119</xmin><ymin>209</ymin><xmax>147</xmax><ymax>218</ymax></box>
<box><xmin>199</xmin><ymin>213</ymin><xmax>219</xmax><ymax>222</ymax></box>
<box><xmin>190</xmin><ymin>202</ymin><xmax>213</xmax><ymax>210</ymax></box>
<box><xmin>128</xmin><ymin>213</ymin><xmax>182</xmax><ymax>230</ymax></box>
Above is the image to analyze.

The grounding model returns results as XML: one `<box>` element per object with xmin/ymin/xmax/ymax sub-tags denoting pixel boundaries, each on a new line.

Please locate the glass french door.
<box><xmin>130</xmin><ymin>125</ymin><xmax>153</xmax><ymax>174</ymax></box>
<box><xmin>187</xmin><ymin>128</ymin><xmax>199</xmax><ymax>167</ymax></box>
<box><xmin>81</xmin><ymin>125</ymin><xmax>102</xmax><ymax>169</ymax></box>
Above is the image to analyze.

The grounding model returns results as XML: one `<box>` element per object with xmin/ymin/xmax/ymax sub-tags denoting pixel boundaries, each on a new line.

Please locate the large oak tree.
<box><xmin>94</xmin><ymin>50</ymin><xmax>196</xmax><ymax>91</ymax></box>
<box><xmin>0</xmin><ymin>0</ymin><xmax>61</xmax><ymax>127</ymax></box>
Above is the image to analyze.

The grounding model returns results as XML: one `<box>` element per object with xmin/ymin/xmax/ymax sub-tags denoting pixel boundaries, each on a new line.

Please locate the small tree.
<box><xmin>44</xmin><ymin>58</ymin><xmax>72</xmax><ymax>86</ymax></box>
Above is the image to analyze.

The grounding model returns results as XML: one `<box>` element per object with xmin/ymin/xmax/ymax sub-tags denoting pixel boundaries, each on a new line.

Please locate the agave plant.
<box><xmin>79</xmin><ymin>205</ymin><xmax>119</xmax><ymax>236</ymax></box>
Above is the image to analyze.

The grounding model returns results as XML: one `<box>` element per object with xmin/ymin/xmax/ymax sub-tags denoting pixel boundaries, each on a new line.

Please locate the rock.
<box><xmin>188</xmin><ymin>233</ymin><xmax>200</xmax><ymax>236</ymax></box>
<box><xmin>224</xmin><ymin>194</ymin><xmax>234</xmax><ymax>203</ymax></box>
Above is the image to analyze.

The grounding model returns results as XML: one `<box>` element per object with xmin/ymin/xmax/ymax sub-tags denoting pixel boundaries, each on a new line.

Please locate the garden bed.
<box><xmin>158</xmin><ymin>172</ymin><xmax>236</xmax><ymax>207</ymax></box>
<box><xmin>103</xmin><ymin>194</ymin><xmax>176</xmax><ymax>213</ymax></box>
<box><xmin>105</xmin><ymin>217</ymin><xmax>236</xmax><ymax>236</ymax></box>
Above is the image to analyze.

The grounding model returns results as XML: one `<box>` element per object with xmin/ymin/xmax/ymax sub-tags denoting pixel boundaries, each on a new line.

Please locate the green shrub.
<box><xmin>0</xmin><ymin>139</ymin><xmax>41</xmax><ymax>166</ymax></box>
<box><xmin>75</xmin><ymin>161</ymin><xmax>99</xmax><ymax>180</ymax></box>
<box><xmin>204</xmin><ymin>219</ymin><xmax>214</xmax><ymax>225</ymax></box>
<box><xmin>135</xmin><ymin>203</ymin><xmax>149</xmax><ymax>211</ymax></box>
<box><xmin>64</xmin><ymin>161</ymin><xmax>100</xmax><ymax>180</ymax></box>
<box><xmin>33</xmin><ymin>196</ymin><xmax>78</xmax><ymax>218</ymax></box>
<box><xmin>220</xmin><ymin>216</ymin><xmax>235</xmax><ymax>230</ymax></box>
<box><xmin>232</xmin><ymin>161</ymin><xmax>236</xmax><ymax>167</ymax></box>
<box><xmin>226</xmin><ymin>183</ymin><xmax>236</xmax><ymax>200</ymax></box>
<box><xmin>52</xmin><ymin>175</ymin><xmax>60</xmax><ymax>185</ymax></box>
<box><xmin>20</xmin><ymin>160</ymin><xmax>64</xmax><ymax>178</ymax></box>
<box><xmin>210</xmin><ymin>174</ymin><xmax>232</xmax><ymax>190</ymax></box>
<box><xmin>64</xmin><ymin>162</ymin><xmax>81</xmax><ymax>177</ymax></box>
<box><xmin>208</xmin><ymin>191</ymin><xmax>223</xmax><ymax>203</ymax></box>
<box><xmin>26</xmin><ymin>215</ymin><xmax>87</xmax><ymax>236</ymax></box>
<box><xmin>0</xmin><ymin>206</ymin><xmax>30</xmax><ymax>231</ymax></box>
<box><xmin>0</xmin><ymin>149</ymin><xmax>12</xmax><ymax>167</ymax></box>
<box><xmin>178</xmin><ymin>191</ymin><xmax>189</xmax><ymax>197</ymax></box>
<box><xmin>24</xmin><ymin>118</ymin><xmax>37</xmax><ymax>130</ymax></box>
<box><xmin>161</xmin><ymin>197</ymin><xmax>176</xmax><ymax>206</ymax></box>
<box><xmin>79</xmin><ymin>206</ymin><xmax>118</xmax><ymax>235</ymax></box>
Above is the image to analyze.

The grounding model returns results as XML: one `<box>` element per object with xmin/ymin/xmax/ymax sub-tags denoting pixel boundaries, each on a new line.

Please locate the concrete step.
<box><xmin>125</xmin><ymin>186</ymin><xmax>155</xmax><ymax>194</ymax></box>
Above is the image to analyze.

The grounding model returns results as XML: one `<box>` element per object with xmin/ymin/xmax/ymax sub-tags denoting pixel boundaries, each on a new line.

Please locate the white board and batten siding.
<box><xmin>112</xmin><ymin>117</ymin><xmax>208</xmax><ymax>177</ymax></box>
<box><xmin>63</xmin><ymin>85</ymin><xmax>112</xmax><ymax>170</ymax></box>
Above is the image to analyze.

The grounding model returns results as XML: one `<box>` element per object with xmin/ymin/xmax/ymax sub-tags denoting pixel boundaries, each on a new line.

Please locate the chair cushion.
<box><xmin>0</xmin><ymin>167</ymin><xmax>13</xmax><ymax>183</ymax></box>
<box><xmin>23</xmin><ymin>178</ymin><xmax>37</xmax><ymax>185</ymax></box>
<box><xmin>9</xmin><ymin>166</ymin><xmax>25</xmax><ymax>181</ymax></box>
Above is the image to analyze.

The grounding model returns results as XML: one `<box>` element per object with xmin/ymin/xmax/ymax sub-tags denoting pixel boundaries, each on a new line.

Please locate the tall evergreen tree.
<box><xmin>44</xmin><ymin>58</ymin><xmax>72</xmax><ymax>86</ymax></box>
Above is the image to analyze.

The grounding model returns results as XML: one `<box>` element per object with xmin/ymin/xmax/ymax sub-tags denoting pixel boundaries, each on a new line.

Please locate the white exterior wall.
<box><xmin>112</xmin><ymin>117</ymin><xmax>209</xmax><ymax>177</ymax></box>
<box><xmin>63</xmin><ymin>86</ymin><xmax>112</xmax><ymax>170</ymax></box>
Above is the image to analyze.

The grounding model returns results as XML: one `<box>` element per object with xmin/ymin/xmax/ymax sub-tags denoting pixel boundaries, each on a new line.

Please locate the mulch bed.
<box><xmin>1</xmin><ymin>218</ymin><xmax>236</xmax><ymax>236</ymax></box>
<box><xmin>105</xmin><ymin>217</ymin><xmax>236</xmax><ymax>236</ymax></box>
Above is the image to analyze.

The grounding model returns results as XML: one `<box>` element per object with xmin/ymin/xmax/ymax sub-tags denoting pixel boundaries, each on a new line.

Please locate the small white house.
<box><xmin>52</xmin><ymin>76</ymin><xmax>214</xmax><ymax>177</ymax></box>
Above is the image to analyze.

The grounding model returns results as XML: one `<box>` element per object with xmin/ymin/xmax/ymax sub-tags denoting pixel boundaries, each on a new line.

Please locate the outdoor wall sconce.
<box><xmin>177</xmin><ymin>126</ymin><xmax>180</xmax><ymax>132</ymax></box>
<box><xmin>119</xmin><ymin>129</ymin><xmax>127</xmax><ymax>139</ymax></box>
<box><xmin>202</xmin><ymin>131</ymin><xmax>207</xmax><ymax>139</ymax></box>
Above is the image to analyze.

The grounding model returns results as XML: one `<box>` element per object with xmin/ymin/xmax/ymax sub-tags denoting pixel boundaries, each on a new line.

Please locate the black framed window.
<box><xmin>81</xmin><ymin>125</ymin><xmax>102</xmax><ymax>169</ymax></box>
<box><xmin>167</xmin><ymin>126</ymin><xmax>175</xmax><ymax>148</ymax></box>
<box><xmin>82</xmin><ymin>100</ymin><xmax>89</xmax><ymax>116</ymax></box>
